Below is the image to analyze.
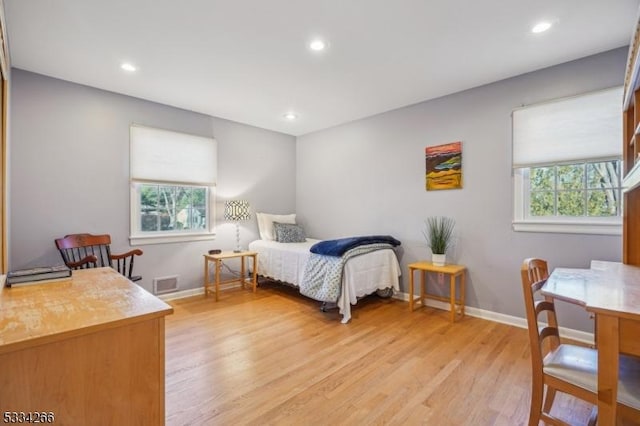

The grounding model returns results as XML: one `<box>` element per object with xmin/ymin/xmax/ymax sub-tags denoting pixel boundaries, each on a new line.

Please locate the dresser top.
<box><xmin>0</xmin><ymin>267</ymin><xmax>173</xmax><ymax>354</ymax></box>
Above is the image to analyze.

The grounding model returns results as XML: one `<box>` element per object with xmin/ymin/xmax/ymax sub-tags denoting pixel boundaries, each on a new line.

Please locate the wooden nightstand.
<box><xmin>408</xmin><ymin>261</ymin><xmax>466</xmax><ymax>322</ymax></box>
<box><xmin>203</xmin><ymin>251</ymin><xmax>258</xmax><ymax>301</ymax></box>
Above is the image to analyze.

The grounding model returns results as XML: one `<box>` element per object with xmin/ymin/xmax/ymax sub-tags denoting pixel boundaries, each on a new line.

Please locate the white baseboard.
<box><xmin>157</xmin><ymin>282</ymin><xmax>246</xmax><ymax>301</ymax></box>
<box><xmin>393</xmin><ymin>292</ymin><xmax>594</xmax><ymax>345</ymax></box>
<box><xmin>158</xmin><ymin>287</ymin><xmax>204</xmax><ymax>301</ymax></box>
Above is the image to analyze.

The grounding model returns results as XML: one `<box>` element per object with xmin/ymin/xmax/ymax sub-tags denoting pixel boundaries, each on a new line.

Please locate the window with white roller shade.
<box><xmin>512</xmin><ymin>87</ymin><xmax>623</xmax><ymax>235</ymax></box>
<box><xmin>512</xmin><ymin>87</ymin><xmax>621</xmax><ymax>167</ymax></box>
<box><xmin>129</xmin><ymin>124</ymin><xmax>217</xmax><ymax>245</ymax></box>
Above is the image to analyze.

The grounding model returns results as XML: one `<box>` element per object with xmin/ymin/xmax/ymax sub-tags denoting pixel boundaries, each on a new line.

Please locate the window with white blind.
<box><xmin>129</xmin><ymin>124</ymin><xmax>217</xmax><ymax>245</ymax></box>
<box><xmin>512</xmin><ymin>87</ymin><xmax>623</xmax><ymax>235</ymax></box>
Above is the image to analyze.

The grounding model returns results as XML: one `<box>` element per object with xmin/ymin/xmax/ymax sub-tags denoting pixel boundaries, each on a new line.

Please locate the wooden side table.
<box><xmin>408</xmin><ymin>261</ymin><xmax>466</xmax><ymax>322</ymax></box>
<box><xmin>203</xmin><ymin>251</ymin><xmax>258</xmax><ymax>301</ymax></box>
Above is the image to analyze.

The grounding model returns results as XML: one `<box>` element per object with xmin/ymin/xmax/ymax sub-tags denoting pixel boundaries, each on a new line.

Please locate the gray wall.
<box><xmin>9</xmin><ymin>48</ymin><xmax>627</xmax><ymax>331</ymax></box>
<box><xmin>9</xmin><ymin>69</ymin><xmax>296</xmax><ymax>293</ymax></box>
<box><xmin>296</xmin><ymin>47</ymin><xmax>627</xmax><ymax>332</ymax></box>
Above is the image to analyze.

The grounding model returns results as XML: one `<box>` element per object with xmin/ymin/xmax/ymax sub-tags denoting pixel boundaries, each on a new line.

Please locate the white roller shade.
<box><xmin>512</xmin><ymin>87</ymin><xmax>622</xmax><ymax>168</ymax></box>
<box><xmin>130</xmin><ymin>125</ymin><xmax>217</xmax><ymax>185</ymax></box>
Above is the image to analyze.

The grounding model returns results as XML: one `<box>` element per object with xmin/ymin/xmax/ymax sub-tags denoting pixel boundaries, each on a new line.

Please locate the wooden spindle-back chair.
<box><xmin>520</xmin><ymin>258</ymin><xmax>640</xmax><ymax>425</ymax></box>
<box><xmin>55</xmin><ymin>233</ymin><xmax>143</xmax><ymax>282</ymax></box>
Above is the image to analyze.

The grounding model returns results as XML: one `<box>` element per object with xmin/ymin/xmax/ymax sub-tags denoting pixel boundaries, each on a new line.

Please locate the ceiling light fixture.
<box><xmin>284</xmin><ymin>112</ymin><xmax>298</xmax><ymax>121</ymax></box>
<box><xmin>531</xmin><ymin>22</ymin><xmax>552</xmax><ymax>33</ymax></box>
<box><xmin>309</xmin><ymin>39</ymin><xmax>327</xmax><ymax>51</ymax></box>
<box><xmin>121</xmin><ymin>62</ymin><xmax>137</xmax><ymax>72</ymax></box>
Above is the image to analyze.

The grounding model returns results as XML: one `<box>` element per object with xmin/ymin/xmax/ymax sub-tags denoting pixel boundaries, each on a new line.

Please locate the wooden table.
<box><xmin>0</xmin><ymin>267</ymin><xmax>173</xmax><ymax>425</ymax></box>
<box><xmin>407</xmin><ymin>261</ymin><xmax>466</xmax><ymax>322</ymax></box>
<box><xmin>204</xmin><ymin>251</ymin><xmax>258</xmax><ymax>301</ymax></box>
<box><xmin>543</xmin><ymin>260</ymin><xmax>640</xmax><ymax>426</ymax></box>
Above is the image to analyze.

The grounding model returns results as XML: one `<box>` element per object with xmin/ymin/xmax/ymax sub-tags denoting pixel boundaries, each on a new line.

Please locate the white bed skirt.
<box><xmin>248</xmin><ymin>239</ymin><xmax>401</xmax><ymax>323</ymax></box>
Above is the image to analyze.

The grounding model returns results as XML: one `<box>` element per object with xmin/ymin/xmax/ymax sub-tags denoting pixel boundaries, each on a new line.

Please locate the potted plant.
<box><xmin>423</xmin><ymin>216</ymin><xmax>455</xmax><ymax>266</ymax></box>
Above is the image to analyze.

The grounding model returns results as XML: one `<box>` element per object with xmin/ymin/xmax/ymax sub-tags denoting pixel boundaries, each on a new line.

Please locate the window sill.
<box><xmin>130</xmin><ymin>232</ymin><xmax>216</xmax><ymax>246</ymax></box>
<box><xmin>512</xmin><ymin>220</ymin><xmax>621</xmax><ymax>236</ymax></box>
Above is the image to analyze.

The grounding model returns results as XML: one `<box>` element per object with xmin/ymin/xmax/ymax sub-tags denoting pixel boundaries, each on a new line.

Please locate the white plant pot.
<box><xmin>432</xmin><ymin>253</ymin><xmax>446</xmax><ymax>266</ymax></box>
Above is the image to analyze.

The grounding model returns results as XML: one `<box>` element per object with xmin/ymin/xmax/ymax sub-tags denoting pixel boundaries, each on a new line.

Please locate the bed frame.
<box><xmin>248</xmin><ymin>239</ymin><xmax>401</xmax><ymax>323</ymax></box>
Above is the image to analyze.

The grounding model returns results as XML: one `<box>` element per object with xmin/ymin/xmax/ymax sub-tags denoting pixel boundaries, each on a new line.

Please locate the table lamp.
<box><xmin>224</xmin><ymin>200</ymin><xmax>251</xmax><ymax>252</ymax></box>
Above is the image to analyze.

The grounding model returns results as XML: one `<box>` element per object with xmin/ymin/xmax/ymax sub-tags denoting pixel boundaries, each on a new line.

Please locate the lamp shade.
<box><xmin>224</xmin><ymin>200</ymin><xmax>251</xmax><ymax>221</ymax></box>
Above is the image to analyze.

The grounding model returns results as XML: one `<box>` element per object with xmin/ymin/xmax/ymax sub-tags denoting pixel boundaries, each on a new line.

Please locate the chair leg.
<box><xmin>529</xmin><ymin>379</ymin><xmax>544</xmax><ymax>426</ymax></box>
<box><xmin>543</xmin><ymin>386</ymin><xmax>557</xmax><ymax>414</ymax></box>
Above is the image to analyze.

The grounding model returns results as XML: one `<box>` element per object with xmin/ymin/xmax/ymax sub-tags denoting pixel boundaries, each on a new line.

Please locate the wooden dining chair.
<box><xmin>520</xmin><ymin>258</ymin><xmax>640</xmax><ymax>426</ymax></box>
<box><xmin>55</xmin><ymin>233</ymin><xmax>143</xmax><ymax>282</ymax></box>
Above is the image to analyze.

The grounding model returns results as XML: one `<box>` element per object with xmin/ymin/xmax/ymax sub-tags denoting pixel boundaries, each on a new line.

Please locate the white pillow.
<box><xmin>256</xmin><ymin>213</ymin><xmax>269</xmax><ymax>240</ymax></box>
<box><xmin>256</xmin><ymin>213</ymin><xmax>296</xmax><ymax>240</ymax></box>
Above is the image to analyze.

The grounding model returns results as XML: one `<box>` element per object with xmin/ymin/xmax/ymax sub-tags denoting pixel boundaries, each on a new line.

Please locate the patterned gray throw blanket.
<box><xmin>299</xmin><ymin>243</ymin><xmax>394</xmax><ymax>302</ymax></box>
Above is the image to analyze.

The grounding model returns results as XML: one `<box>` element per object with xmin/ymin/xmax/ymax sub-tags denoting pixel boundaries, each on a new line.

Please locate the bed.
<box><xmin>248</xmin><ymin>237</ymin><xmax>401</xmax><ymax>323</ymax></box>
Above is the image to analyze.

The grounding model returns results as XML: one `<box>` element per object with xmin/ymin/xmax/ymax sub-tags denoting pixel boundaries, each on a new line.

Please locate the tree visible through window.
<box><xmin>139</xmin><ymin>184</ymin><xmax>207</xmax><ymax>232</ymax></box>
<box><xmin>528</xmin><ymin>160</ymin><xmax>621</xmax><ymax>217</ymax></box>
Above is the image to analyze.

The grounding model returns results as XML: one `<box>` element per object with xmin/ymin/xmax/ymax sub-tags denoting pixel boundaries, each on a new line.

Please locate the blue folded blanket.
<box><xmin>310</xmin><ymin>235</ymin><xmax>401</xmax><ymax>257</ymax></box>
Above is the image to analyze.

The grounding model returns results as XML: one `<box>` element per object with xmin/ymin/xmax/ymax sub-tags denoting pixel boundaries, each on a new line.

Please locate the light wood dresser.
<box><xmin>0</xmin><ymin>267</ymin><xmax>173</xmax><ymax>425</ymax></box>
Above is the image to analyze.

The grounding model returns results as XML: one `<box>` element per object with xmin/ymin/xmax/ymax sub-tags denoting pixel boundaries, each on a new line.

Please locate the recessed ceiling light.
<box><xmin>531</xmin><ymin>22</ymin><xmax>552</xmax><ymax>33</ymax></box>
<box><xmin>284</xmin><ymin>112</ymin><xmax>298</xmax><ymax>121</ymax></box>
<box><xmin>309</xmin><ymin>39</ymin><xmax>327</xmax><ymax>51</ymax></box>
<box><xmin>121</xmin><ymin>62</ymin><xmax>137</xmax><ymax>72</ymax></box>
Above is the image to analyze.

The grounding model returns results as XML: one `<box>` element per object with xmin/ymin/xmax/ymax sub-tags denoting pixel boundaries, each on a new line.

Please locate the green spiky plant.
<box><xmin>423</xmin><ymin>216</ymin><xmax>455</xmax><ymax>255</ymax></box>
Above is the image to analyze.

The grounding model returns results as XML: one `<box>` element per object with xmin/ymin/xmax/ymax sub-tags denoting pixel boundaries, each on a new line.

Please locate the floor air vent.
<box><xmin>153</xmin><ymin>275</ymin><xmax>178</xmax><ymax>295</ymax></box>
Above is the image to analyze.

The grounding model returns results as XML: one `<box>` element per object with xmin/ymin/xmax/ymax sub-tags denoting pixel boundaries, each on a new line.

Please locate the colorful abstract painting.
<box><xmin>425</xmin><ymin>141</ymin><xmax>462</xmax><ymax>191</ymax></box>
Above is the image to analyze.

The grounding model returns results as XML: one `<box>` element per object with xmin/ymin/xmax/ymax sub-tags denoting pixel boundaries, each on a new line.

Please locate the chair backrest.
<box><xmin>520</xmin><ymin>258</ymin><xmax>560</xmax><ymax>372</ymax></box>
<box><xmin>55</xmin><ymin>233</ymin><xmax>142</xmax><ymax>281</ymax></box>
<box><xmin>55</xmin><ymin>233</ymin><xmax>113</xmax><ymax>270</ymax></box>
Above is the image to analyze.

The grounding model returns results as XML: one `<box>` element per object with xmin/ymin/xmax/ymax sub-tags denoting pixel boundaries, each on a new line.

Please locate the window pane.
<box><xmin>558</xmin><ymin>190</ymin><xmax>585</xmax><ymax>216</ymax></box>
<box><xmin>519</xmin><ymin>160</ymin><xmax>621</xmax><ymax>226</ymax></box>
<box><xmin>184</xmin><ymin>206</ymin><xmax>203</xmax><ymax>230</ymax></box>
<box><xmin>557</xmin><ymin>164</ymin><xmax>584</xmax><ymax>190</ymax></box>
<box><xmin>175</xmin><ymin>187</ymin><xmax>191</xmax><ymax>211</ymax></box>
<box><xmin>135</xmin><ymin>183</ymin><xmax>210</xmax><ymax>235</ymax></box>
<box><xmin>194</xmin><ymin>207</ymin><xmax>206</xmax><ymax>229</ymax></box>
<box><xmin>587</xmin><ymin>161</ymin><xmax>620</xmax><ymax>189</ymax></box>
<box><xmin>530</xmin><ymin>191</ymin><xmax>555</xmax><ymax>216</ymax></box>
<box><xmin>588</xmin><ymin>189</ymin><xmax>619</xmax><ymax>216</ymax></box>
<box><xmin>158</xmin><ymin>186</ymin><xmax>176</xmax><ymax>231</ymax></box>
<box><xmin>140</xmin><ymin>185</ymin><xmax>159</xmax><ymax>232</ymax></box>
<box><xmin>191</xmin><ymin>188</ymin><xmax>207</xmax><ymax>230</ymax></box>
<box><xmin>530</xmin><ymin>167</ymin><xmax>555</xmax><ymax>191</ymax></box>
<box><xmin>174</xmin><ymin>187</ymin><xmax>191</xmax><ymax>230</ymax></box>
<box><xmin>169</xmin><ymin>187</ymin><xmax>207</xmax><ymax>230</ymax></box>
<box><xmin>192</xmin><ymin>187</ymin><xmax>207</xmax><ymax>208</ymax></box>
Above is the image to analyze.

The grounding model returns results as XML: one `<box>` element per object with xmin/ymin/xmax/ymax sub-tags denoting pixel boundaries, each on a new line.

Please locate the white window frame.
<box><xmin>512</xmin><ymin>87</ymin><xmax>623</xmax><ymax>236</ymax></box>
<box><xmin>513</xmin><ymin>162</ymin><xmax>622</xmax><ymax>236</ymax></box>
<box><xmin>129</xmin><ymin>124</ymin><xmax>217</xmax><ymax>245</ymax></box>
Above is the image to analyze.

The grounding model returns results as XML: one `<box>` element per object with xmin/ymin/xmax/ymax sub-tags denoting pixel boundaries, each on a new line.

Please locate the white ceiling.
<box><xmin>4</xmin><ymin>0</ymin><xmax>639</xmax><ymax>136</ymax></box>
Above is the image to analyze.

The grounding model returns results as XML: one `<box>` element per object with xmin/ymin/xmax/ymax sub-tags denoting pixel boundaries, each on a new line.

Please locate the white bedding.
<box><xmin>248</xmin><ymin>239</ymin><xmax>401</xmax><ymax>323</ymax></box>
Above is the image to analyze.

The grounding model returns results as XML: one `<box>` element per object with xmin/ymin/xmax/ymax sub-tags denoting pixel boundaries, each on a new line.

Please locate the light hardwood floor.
<box><xmin>165</xmin><ymin>281</ymin><xmax>593</xmax><ymax>425</ymax></box>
